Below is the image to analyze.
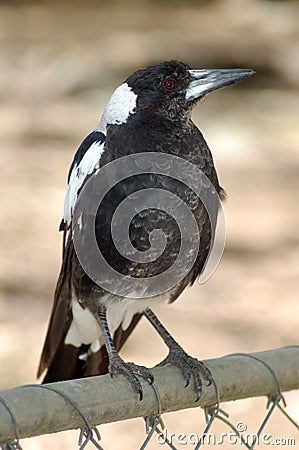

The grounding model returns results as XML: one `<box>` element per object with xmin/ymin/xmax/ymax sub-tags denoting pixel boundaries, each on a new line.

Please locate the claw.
<box><xmin>196</xmin><ymin>386</ymin><xmax>202</xmax><ymax>402</ymax></box>
<box><xmin>183</xmin><ymin>371</ymin><xmax>191</xmax><ymax>387</ymax></box>
<box><xmin>127</xmin><ymin>363</ymin><xmax>154</xmax><ymax>385</ymax></box>
<box><xmin>138</xmin><ymin>386</ymin><xmax>143</xmax><ymax>401</ymax></box>
<box><xmin>206</xmin><ymin>378</ymin><xmax>213</xmax><ymax>387</ymax></box>
<box><xmin>158</xmin><ymin>344</ymin><xmax>213</xmax><ymax>400</ymax></box>
<box><xmin>108</xmin><ymin>356</ymin><xmax>153</xmax><ymax>401</ymax></box>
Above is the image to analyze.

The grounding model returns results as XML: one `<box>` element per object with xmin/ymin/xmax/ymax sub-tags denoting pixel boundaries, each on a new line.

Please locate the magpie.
<box><xmin>38</xmin><ymin>60</ymin><xmax>254</xmax><ymax>400</ymax></box>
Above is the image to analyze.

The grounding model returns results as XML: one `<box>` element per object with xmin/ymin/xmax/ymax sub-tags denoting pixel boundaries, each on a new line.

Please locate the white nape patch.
<box><xmin>96</xmin><ymin>83</ymin><xmax>137</xmax><ymax>132</ymax></box>
<box><xmin>63</xmin><ymin>140</ymin><xmax>105</xmax><ymax>225</ymax></box>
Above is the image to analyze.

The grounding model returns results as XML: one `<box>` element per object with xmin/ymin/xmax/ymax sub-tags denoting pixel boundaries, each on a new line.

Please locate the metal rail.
<box><xmin>0</xmin><ymin>346</ymin><xmax>298</xmax><ymax>443</ymax></box>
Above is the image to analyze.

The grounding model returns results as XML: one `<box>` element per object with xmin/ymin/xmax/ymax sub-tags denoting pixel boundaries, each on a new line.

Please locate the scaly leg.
<box><xmin>97</xmin><ymin>305</ymin><xmax>153</xmax><ymax>400</ymax></box>
<box><xmin>144</xmin><ymin>308</ymin><xmax>212</xmax><ymax>401</ymax></box>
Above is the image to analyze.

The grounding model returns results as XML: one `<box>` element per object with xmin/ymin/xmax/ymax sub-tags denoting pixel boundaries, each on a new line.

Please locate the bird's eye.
<box><xmin>164</xmin><ymin>79</ymin><xmax>176</xmax><ymax>91</ymax></box>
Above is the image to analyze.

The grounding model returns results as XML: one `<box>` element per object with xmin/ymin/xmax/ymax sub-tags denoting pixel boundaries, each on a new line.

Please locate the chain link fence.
<box><xmin>1</xmin><ymin>346</ymin><xmax>299</xmax><ymax>449</ymax></box>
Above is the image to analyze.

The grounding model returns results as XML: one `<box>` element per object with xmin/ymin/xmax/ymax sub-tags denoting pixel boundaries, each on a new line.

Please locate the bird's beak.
<box><xmin>185</xmin><ymin>68</ymin><xmax>255</xmax><ymax>101</ymax></box>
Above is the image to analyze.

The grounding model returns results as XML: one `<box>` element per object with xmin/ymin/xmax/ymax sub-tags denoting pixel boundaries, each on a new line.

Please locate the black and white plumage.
<box><xmin>38</xmin><ymin>61</ymin><xmax>254</xmax><ymax>398</ymax></box>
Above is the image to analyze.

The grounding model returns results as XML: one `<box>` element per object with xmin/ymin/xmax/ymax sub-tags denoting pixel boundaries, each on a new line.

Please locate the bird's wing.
<box><xmin>38</xmin><ymin>130</ymin><xmax>143</xmax><ymax>382</ymax></box>
<box><xmin>38</xmin><ymin>131</ymin><xmax>105</xmax><ymax>379</ymax></box>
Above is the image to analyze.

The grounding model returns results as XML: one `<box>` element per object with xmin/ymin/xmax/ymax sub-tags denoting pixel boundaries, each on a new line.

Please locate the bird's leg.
<box><xmin>97</xmin><ymin>305</ymin><xmax>153</xmax><ymax>400</ymax></box>
<box><xmin>144</xmin><ymin>308</ymin><xmax>213</xmax><ymax>401</ymax></box>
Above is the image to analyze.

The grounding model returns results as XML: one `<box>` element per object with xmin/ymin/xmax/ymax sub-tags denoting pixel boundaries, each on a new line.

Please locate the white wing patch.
<box><xmin>63</xmin><ymin>140</ymin><xmax>105</xmax><ymax>226</ymax></box>
<box><xmin>63</xmin><ymin>84</ymin><xmax>137</xmax><ymax>227</ymax></box>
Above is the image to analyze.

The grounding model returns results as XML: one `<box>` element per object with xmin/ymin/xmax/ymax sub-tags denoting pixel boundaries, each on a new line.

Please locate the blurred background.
<box><xmin>0</xmin><ymin>0</ymin><xmax>298</xmax><ymax>448</ymax></box>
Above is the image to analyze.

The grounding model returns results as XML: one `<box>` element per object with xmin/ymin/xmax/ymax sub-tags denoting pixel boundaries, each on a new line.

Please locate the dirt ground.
<box><xmin>0</xmin><ymin>1</ymin><xmax>299</xmax><ymax>448</ymax></box>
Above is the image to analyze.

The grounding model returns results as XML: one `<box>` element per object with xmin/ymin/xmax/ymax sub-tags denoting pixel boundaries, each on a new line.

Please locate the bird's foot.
<box><xmin>158</xmin><ymin>344</ymin><xmax>213</xmax><ymax>401</ymax></box>
<box><xmin>109</xmin><ymin>355</ymin><xmax>154</xmax><ymax>400</ymax></box>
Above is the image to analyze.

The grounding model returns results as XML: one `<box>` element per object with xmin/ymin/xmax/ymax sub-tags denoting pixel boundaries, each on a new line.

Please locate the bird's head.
<box><xmin>99</xmin><ymin>60</ymin><xmax>254</xmax><ymax>128</ymax></box>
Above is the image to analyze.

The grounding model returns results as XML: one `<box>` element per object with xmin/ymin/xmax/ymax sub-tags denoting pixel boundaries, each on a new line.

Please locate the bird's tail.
<box><xmin>40</xmin><ymin>314</ymin><xmax>142</xmax><ymax>383</ymax></box>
